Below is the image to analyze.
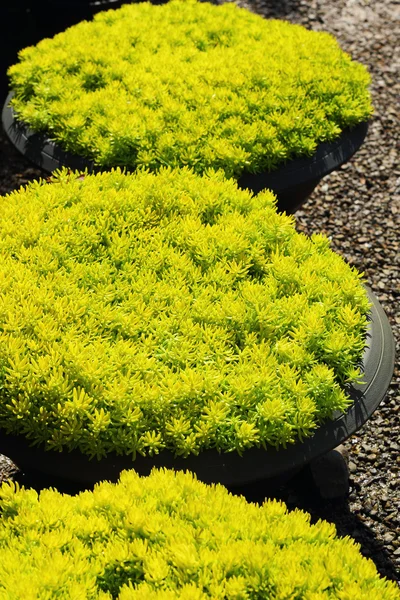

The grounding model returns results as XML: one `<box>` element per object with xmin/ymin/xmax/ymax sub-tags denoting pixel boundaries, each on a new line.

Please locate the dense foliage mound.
<box><xmin>1</xmin><ymin>468</ymin><xmax>399</xmax><ymax>599</ymax></box>
<box><xmin>8</xmin><ymin>0</ymin><xmax>372</xmax><ymax>176</ymax></box>
<box><xmin>0</xmin><ymin>168</ymin><xmax>370</xmax><ymax>459</ymax></box>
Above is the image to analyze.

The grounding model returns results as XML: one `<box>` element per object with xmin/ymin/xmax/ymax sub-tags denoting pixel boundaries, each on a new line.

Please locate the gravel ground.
<box><xmin>0</xmin><ymin>0</ymin><xmax>399</xmax><ymax>585</ymax></box>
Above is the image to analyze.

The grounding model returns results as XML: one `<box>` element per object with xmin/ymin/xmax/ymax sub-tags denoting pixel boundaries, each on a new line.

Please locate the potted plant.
<box><xmin>2</xmin><ymin>0</ymin><xmax>372</xmax><ymax>213</ymax></box>
<box><xmin>1</xmin><ymin>467</ymin><xmax>400</xmax><ymax>599</ymax></box>
<box><xmin>0</xmin><ymin>168</ymin><xmax>394</xmax><ymax>491</ymax></box>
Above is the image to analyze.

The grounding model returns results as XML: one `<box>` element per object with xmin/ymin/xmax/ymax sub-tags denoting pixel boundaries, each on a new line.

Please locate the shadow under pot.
<box><xmin>0</xmin><ymin>288</ymin><xmax>394</xmax><ymax>496</ymax></box>
<box><xmin>2</xmin><ymin>91</ymin><xmax>368</xmax><ymax>215</ymax></box>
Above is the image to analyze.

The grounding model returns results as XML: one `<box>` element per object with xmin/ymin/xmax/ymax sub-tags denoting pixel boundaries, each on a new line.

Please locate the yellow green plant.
<box><xmin>0</xmin><ymin>168</ymin><xmax>370</xmax><ymax>459</ymax></box>
<box><xmin>8</xmin><ymin>0</ymin><xmax>372</xmax><ymax>177</ymax></box>
<box><xmin>0</xmin><ymin>469</ymin><xmax>399</xmax><ymax>599</ymax></box>
<box><xmin>0</xmin><ymin>470</ymin><xmax>400</xmax><ymax>600</ymax></box>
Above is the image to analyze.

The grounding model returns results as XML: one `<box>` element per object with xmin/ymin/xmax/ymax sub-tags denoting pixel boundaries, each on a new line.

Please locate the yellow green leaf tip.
<box><xmin>0</xmin><ymin>468</ymin><xmax>398</xmax><ymax>599</ymax></box>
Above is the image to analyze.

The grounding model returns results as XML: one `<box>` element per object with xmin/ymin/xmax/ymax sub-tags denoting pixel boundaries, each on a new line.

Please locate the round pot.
<box><xmin>2</xmin><ymin>92</ymin><xmax>368</xmax><ymax>214</ymax></box>
<box><xmin>0</xmin><ymin>288</ymin><xmax>394</xmax><ymax>493</ymax></box>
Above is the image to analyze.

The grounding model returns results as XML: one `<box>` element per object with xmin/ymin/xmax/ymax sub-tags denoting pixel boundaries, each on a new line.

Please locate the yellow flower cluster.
<box><xmin>0</xmin><ymin>468</ymin><xmax>398</xmax><ymax>599</ymax></box>
<box><xmin>8</xmin><ymin>0</ymin><xmax>372</xmax><ymax>176</ymax></box>
<box><xmin>0</xmin><ymin>168</ymin><xmax>370</xmax><ymax>458</ymax></box>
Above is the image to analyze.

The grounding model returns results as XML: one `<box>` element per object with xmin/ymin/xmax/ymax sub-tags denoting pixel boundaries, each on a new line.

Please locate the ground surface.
<box><xmin>0</xmin><ymin>0</ymin><xmax>399</xmax><ymax>584</ymax></box>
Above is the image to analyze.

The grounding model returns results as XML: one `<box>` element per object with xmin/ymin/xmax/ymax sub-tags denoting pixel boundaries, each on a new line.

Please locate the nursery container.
<box><xmin>2</xmin><ymin>0</ymin><xmax>372</xmax><ymax>213</ymax></box>
<box><xmin>0</xmin><ymin>169</ymin><xmax>393</xmax><ymax>493</ymax></box>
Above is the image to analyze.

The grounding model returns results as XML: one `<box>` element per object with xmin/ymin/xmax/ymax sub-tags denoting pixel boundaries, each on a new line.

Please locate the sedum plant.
<box><xmin>8</xmin><ymin>0</ymin><xmax>372</xmax><ymax>177</ymax></box>
<box><xmin>1</xmin><ymin>468</ymin><xmax>399</xmax><ymax>600</ymax></box>
<box><xmin>0</xmin><ymin>168</ymin><xmax>371</xmax><ymax>459</ymax></box>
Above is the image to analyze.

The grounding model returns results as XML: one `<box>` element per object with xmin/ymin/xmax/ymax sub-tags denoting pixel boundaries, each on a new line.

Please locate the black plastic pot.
<box><xmin>2</xmin><ymin>92</ymin><xmax>368</xmax><ymax>214</ymax></box>
<box><xmin>0</xmin><ymin>288</ymin><xmax>394</xmax><ymax>493</ymax></box>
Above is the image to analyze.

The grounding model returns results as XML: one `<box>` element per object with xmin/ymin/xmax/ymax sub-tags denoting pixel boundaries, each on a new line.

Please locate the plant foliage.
<box><xmin>0</xmin><ymin>468</ymin><xmax>399</xmax><ymax>599</ymax></box>
<box><xmin>0</xmin><ymin>169</ymin><xmax>370</xmax><ymax>459</ymax></box>
<box><xmin>8</xmin><ymin>0</ymin><xmax>372</xmax><ymax>176</ymax></box>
